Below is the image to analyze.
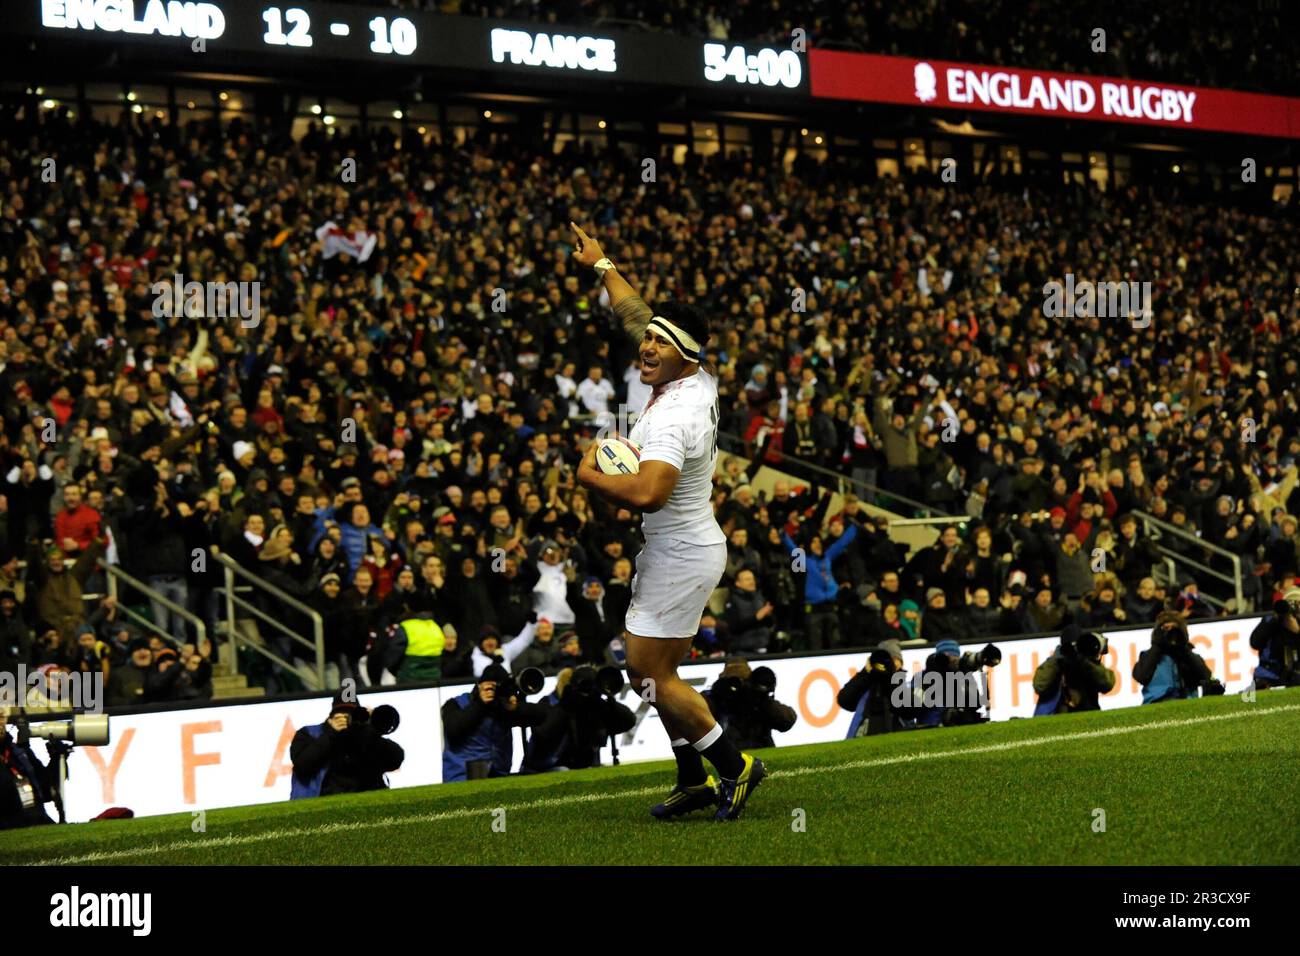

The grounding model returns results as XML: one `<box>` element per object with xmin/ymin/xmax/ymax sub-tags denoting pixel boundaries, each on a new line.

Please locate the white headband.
<box><xmin>647</xmin><ymin>316</ymin><xmax>702</xmax><ymax>363</ymax></box>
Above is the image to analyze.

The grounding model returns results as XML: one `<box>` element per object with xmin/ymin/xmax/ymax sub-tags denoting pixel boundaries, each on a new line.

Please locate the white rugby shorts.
<box><xmin>624</xmin><ymin>536</ymin><xmax>727</xmax><ymax>639</ymax></box>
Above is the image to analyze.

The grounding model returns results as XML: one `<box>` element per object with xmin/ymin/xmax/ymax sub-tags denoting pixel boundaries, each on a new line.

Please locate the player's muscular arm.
<box><xmin>577</xmin><ymin>444</ymin><xmax>679</xmax><ymax>512</ymax></box>
<box><xmin>570</xmin><ymin>221</ymin><xmax>651</xmax><ymax>341</ymax></box>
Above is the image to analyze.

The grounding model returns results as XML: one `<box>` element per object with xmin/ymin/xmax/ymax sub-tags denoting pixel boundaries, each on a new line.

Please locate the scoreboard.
<box><xmin>14</xmin><ymin>0</ymin><xmax>808</xmax><ymax>98</ymax></box>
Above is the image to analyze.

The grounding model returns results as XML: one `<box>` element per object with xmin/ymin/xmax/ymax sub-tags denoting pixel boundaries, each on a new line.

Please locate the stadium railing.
<box><xmin>213</xmin><ymin>552</ymin><xmax>327</xmax><ymax>691</ymax></box>
<box><xmin>717</xmin><ymin>430</ymin><xmax>953</xmax><ymax>519</ymax></box>
<box><xmin>1134</xmin><ymin>510</ymin><xmax>1246</xmax><ymax>613</ymax></box>
<box><xmin>103</xmin><ymin>564</ymin><xmax>209</xmax><ymax>654</ymax></box>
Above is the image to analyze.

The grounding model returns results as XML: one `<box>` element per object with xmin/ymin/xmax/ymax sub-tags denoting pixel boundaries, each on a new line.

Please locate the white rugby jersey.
<box><xmin>628</xmin><ymin>369</ymin><xmax>727</xmax><ymax>544</ymax></box>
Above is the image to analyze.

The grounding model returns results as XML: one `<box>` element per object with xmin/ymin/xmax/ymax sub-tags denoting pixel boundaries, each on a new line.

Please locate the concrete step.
<box><xmin>211</xmin><ymin>683</ymin><xmax>266</xmax><ymax>701</ymax></box>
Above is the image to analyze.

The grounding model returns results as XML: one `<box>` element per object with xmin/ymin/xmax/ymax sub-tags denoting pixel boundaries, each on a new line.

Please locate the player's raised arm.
<box><xmin>570</xmin><ymin>221</ymin><xmax>652</xmax><ymax>342</ymax></box>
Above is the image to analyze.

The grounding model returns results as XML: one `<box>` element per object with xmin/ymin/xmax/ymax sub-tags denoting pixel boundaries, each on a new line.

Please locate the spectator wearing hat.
<box><xmin>308</xmin><ymin>534</ymin><xmax>350</xmax><ymax>590</ymax></box>
<box><xmin>70</xmin><ymin>626</ymin><xmax>110</xmax><ymax>682</ymax></box>
<box><xmin>106</xmin><ymin>639</ymin><xmax>154</xmax><ymax>706</ymax></box>
<box><xmin>921</xmin><ymin>588</ymin><xmax>973</xmax><ymax>643</ymax></box>
<box><xmin>1027</xmin><ymin>586</ymin><xmax>1068</xmax><ymax>633</ymax></box>
<box><xmin>1169</xmin><ymin>575</ymin><xmax>1215</xmax><ymax>620</ymax></box>
<box><xmin>568</xmin><ymin>573</ymin><xmax>618</xmax><ymax>663</ymax></box>
<box><xmin>380</xmin><ymin>565</ymin><xmax>421</xmax><ymax>629</ymax></box>
<box><xmin>308</xmin><ymin>573</ymin><xmax>346</xmax><ymax>688</ymax></box>
<box><xmin>290</xmin><ymin>693</ymin><xmax>405</xmax><ymax>799</ymax></box>
<box><xmin>553</xmin><ymin>627</ymin><xmax>586</xmax><ymax>670</ymax></box>
<box><xmin>471</xmin><ymin>617</ymin><xmax>539</xmax><ymax>678</ymax></box>
<box><xmin>258</xmin><ymin>523</ymin><xmax>308</xmax><ymax>589</ymax></box>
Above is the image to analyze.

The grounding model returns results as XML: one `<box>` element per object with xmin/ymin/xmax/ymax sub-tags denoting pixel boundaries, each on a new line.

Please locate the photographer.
<box><xmin>838</xmin><ymin>639</ymin><xmax>916</xmax><ymax>736</ymax></box>
<box><xmin>1248</xmin><ymin>588</ymin><xmax>1300</xmax><ymax>688</ymax></box>
<box><xmin>1134</xmin><ymin>612</ymin><xmax>1225</xmax><ymax>704</ymax></box>
<box><xmin>1033</xmin><ymin>621</ymin><xmax>1117</xmax><ymax>715</ymax></box>
<box><xmin>0</xmin><ymin>723</ymin><xmax>55</xmax><ymax>829</ymax></box>
<box><xmin>289</xmin><ymin>694</ymin><xmax>405</xmax><ymax>799</ymax></box>
<box><xmin>704</xmin><ymin>659</ymin><xmax>796</xmax><ymax>750</ymax></box>
<box><xmin>522</xmin><ymin>665</ymin><xmax>635</xmax><ymax>772</ymax></box>
<box><xmin>915</xmin><ymin>640</ymin><xmax>1002</xmax><ymax>727</ymax></box>
<box><xmin>442</xmin><ymin>663</ymin><xmax>547</xmax><ymax>782</ymax></box>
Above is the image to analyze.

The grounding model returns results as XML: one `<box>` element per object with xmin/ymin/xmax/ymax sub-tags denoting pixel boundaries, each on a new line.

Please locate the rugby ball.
<box><xmin>595</xmin><ymin>437</ymin><xmax>641</xmax><ymax>475</ymax></box>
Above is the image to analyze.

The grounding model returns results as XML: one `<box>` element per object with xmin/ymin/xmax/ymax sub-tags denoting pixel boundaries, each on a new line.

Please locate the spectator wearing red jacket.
<box><xmin>53</xmin><ymin>484</ymin><xmax>102</xmax><ymax>555</ymax></box>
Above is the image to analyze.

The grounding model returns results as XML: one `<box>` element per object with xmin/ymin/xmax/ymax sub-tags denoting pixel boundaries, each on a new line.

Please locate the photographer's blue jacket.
<box><xmin>1138</xmin><ymin>652</ymin><xmax>1196</xmax><ymax>704</ymax></box>
<box><xmin>289</xmin><ymin>723</ymin><xmax>328</xmax><ymax>800</ymax></box>
<box><xmin>442</xmin><ymin>692</ymin><xmax>514</xmax><ymax>782</ymax></box>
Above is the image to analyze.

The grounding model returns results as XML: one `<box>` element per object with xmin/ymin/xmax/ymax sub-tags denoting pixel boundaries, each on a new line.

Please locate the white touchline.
<box><xmin>21</xmin><ymin>703</ymin><xmax>1300</xmax><ymax>866</ymax></box>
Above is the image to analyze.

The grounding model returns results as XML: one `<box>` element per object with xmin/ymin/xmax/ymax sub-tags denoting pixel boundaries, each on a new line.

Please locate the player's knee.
<box><xmin>625</xmin><ymin>662</ymin><xmax>654</xmax><ymax>693</ymax></box>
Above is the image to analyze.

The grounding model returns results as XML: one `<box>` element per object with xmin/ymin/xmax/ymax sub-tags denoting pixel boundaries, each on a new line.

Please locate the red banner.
<box><xmin>810</xmin><ymin>51</ymin><xmax>1300</xmax><ymax>139</ymax></box>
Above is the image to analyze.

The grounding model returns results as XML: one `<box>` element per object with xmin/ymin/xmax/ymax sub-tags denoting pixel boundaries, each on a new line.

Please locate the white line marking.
<box><xmin>18</xmin><ymin>703</ymin><xmax>1299</xmax><ymax>866</ymax></box>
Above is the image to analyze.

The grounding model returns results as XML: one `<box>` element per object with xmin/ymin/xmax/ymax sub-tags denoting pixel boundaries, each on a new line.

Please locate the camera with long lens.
<box><xmin>363</xmin><ymin>704</ymin><xmax>401</xmax><ymax>736</ymax></box>
<box><xmin>958</xmin><ymin>643</ymin><xmax>1003</xmax><ymax>672</ymax></box>
<box><xmin>563</xmin><ymin>665</ymin><xmax>624</xmax><ymax>710</ymax></box>
<box><xmin>2</xmin><ymin>706</ymin><xmax>111</xmax><ymax>748</ymax></box>
<box><xmin>1063</xmin><ymin>628</ymin><xmax>1109</xmax><ymax>660</ymax></box>
<box><xmin>1154</xmin><ymin>619</ymin><xmax>1187</xmax><ymax>652</ymax></box>
<box><xmin>2</xmin><ymin>706</ymin><xmax>111</xmax><ymax>825</ymax></box>
<box><xmin>712</xmin><ymin>666</ymin><xmax>778</xmax><ymax>712</ymax></box>
<box><xmin>494</xmin><ymin>666</ymin><xmax>546</xmax><ymax>707</ymax></box>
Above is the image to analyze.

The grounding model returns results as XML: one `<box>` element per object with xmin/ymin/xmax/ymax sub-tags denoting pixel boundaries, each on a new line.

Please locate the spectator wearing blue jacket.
<box><xmin>342</xmin><ymin>503</ymin><xmax>386</xmax><ymax>574</ymax></box>
<box><xmin>781</xmin><ymin>520</ymin><xmax>858</xmax><ymax>651</ymax></box>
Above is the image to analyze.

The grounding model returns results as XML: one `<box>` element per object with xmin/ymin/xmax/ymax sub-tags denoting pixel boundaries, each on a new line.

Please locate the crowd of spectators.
<box><xmin>1</xmin><ymin>103</ymin><xmax>1298</xmax><ymax>698</ymax></box>
<box><xmin>366</xmin><ymin>0</ymin><xmax>1300</xmax><ymax>94</ymax></box>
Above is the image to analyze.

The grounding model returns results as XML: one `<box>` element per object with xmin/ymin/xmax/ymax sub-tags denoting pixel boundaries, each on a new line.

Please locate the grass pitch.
<box><xmin>5</xmin><ymin>690</ymin><xmax>1299</xmax><ymax>866</ymax></box>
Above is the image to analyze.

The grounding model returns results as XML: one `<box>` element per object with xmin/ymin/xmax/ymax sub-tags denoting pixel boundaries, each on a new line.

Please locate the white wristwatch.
<box><xmin>594</xmin><ymin>257</ymin><xmax>616</xmax><ymax>278</ymax></box>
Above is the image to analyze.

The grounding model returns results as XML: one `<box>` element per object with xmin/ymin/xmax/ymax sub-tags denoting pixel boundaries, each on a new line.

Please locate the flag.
<box><xmin>315</xmin><ymin>221</ymin><xmax>377</xmax><ymax>262</ymax></box>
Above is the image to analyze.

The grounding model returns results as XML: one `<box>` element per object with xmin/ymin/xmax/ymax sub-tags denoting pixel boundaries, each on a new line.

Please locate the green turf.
<box><xmin>5</xmin><ymin>690</ymin><xmax>1299</xmax><ymax>866</ymax></box>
